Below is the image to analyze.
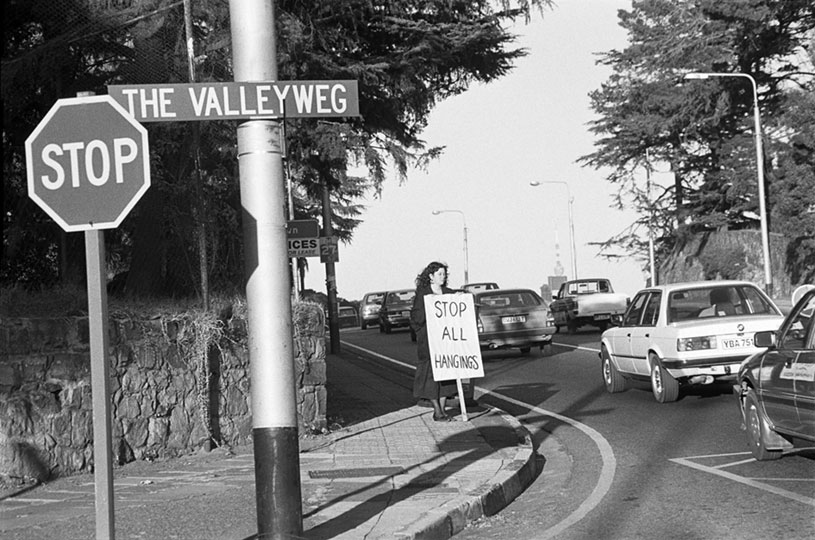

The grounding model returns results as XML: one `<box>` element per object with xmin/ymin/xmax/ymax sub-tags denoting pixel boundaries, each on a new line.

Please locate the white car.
<box><xmin>600</xmin><ymin>280</ymin><xmax>784</xmax><ymax>403</ymax></box>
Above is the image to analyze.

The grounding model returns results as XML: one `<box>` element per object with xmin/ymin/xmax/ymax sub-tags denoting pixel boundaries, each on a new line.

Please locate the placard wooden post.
<box><xmin>425</xmin><ymin>293</ymin><xmax>484</xmax><ymax>422</ymax></box>
<box><xmin>455</xmin><ymin>379</ymin><xmax>468</xmax><ymax>421</ymax></box>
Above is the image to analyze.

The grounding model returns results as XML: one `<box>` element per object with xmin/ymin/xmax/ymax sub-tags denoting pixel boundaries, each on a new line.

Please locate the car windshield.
<box><xmin>667</xmin><ymin>285</ymin><xmax>778</xmax><ymax>323</ymax></box>
<box><xmin>478</xmin><ymin>291</ymin><xmax>541</xmax><ymax>308</ymax></box>
<box><xmin>387</xmin><ymin>291</ymin><xmax>414</xmax><ymax>303</ymax></box>
<box><xmin>365</xmin><ymin>293</ymin><xmax>384</xmax><ymax>303</ymax></box>
<box><xmin>566</xmin><ymin>280</ymin><xmax>611</xmax><ymax>295</ymax></box>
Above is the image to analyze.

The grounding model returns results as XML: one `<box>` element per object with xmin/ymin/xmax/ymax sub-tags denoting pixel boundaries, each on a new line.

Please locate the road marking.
<box><xmin>553</xmin><ymin>342</ymin><xmax>600</xmax><ymax>354</ymax></box>
<box><xmin>670</xmin><ymin>454</ymin><xmax>815</xmax><ymax>507</ymax></box>
<box><xmin>341</xmin><ymin>339</ymin><xmax>617</xmax><ymax>540</ymax></box>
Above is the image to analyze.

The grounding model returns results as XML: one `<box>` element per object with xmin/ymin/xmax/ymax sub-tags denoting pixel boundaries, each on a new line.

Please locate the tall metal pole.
<box><xmin>86</xmin><ymin>230</ymin><xmax>115</xmax><ymax>540</ymax></box>
<box><xmin>229</xmin><ymin>1</ymin><xmax>302</xmax><ymax>538</ymax></box>
<box><xmin>432</xmin><ymin>210</ymin><xmax>469</xmax><ymax>284</ymax></box>
<box><xmin>684</xmin><ymin>72</ymin><xmax>772</xmax><ymax>295</ymax></box>
<box><xmin>529</xmin><ymin>181</ymin><xmax>578</xmax><ymax>279</ymax></box>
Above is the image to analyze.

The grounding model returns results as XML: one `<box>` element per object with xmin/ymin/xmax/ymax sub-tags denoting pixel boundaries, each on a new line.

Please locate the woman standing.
<box><xmin>410</xmin><ymin>261</ymin><xmax>458</xmax><ymax>421</ymax></box>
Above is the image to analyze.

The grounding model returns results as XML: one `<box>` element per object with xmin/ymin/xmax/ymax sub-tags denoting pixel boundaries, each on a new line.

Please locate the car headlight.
<box><xmin>677</xmin><ymin>336</ymin><xmax>717</xmax><ymax>351</ymax></box>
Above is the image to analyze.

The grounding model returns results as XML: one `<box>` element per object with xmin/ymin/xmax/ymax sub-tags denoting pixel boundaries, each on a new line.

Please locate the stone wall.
<box><xmin>659</xmin><ymin>230</ymin><xmax>792</xmax><ymax>296</ymax></box>
<box><xmin>0</xmin><ymin>302</ymin><xmax>326</xmax><ymax>482</ymax></box>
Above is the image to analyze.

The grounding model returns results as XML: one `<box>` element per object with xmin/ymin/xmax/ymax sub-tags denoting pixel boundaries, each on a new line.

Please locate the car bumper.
<box><xmin>664</xmin><ymin>361</ymin><xmax>742</xmax><ymax>379</ymax></box>
<box><xmin>479</xmin><ymin>329</ymin><xmax>555</xmax><ymax>349</ymax></box>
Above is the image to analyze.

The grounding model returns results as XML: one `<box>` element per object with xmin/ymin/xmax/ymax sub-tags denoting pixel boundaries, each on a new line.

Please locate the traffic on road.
<box><xmin>341</xmin><ymin>281</ymin><xmax>814</xmax><ymax>539</ymax></box>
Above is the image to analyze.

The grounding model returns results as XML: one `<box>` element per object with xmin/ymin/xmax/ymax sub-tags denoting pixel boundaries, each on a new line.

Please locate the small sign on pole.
<box><xmin>424</xmin><ymin>293</ymin><xmax>484</xmax><ymax>421</ymax></box>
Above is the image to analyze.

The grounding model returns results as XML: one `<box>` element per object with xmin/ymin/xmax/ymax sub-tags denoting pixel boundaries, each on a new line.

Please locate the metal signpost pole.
<box><xmin>228</xmin><ymin>1</ymin><xmax>302</xmax><ymax>537</ymax></box>
<box><xmin>85</xmin><ymin>229</ymin><xmax>115</xmax><ymax>539</ymax></box>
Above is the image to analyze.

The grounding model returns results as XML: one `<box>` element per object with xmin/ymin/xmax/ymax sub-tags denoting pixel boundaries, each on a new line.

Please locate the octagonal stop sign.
<box><xmin>25</xmin><ymin>94</ymin><xmax>150</xmax><ymax>232</ymax></box>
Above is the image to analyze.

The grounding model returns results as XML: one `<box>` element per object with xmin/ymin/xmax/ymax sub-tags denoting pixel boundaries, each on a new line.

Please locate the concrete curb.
<box><xmin>396</xmin><ymin>406</ymin><xmax>537</xmax><ymax>540</ymax></box>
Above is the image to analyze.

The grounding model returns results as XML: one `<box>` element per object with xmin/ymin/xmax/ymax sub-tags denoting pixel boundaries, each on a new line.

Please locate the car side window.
<box><xmin>623</xmin><ymin>292</ymin><xmax>649</xmax><ymax>326</ymax></box>
<box><xmin>641</xmin><ymin>292</ymin><xmax>661</xmax><ymax>327</ymax></box>
<box><xmin>780</xmin><ymin>295</ymin><xmax>815</xmax><ymax>350</ymax></box>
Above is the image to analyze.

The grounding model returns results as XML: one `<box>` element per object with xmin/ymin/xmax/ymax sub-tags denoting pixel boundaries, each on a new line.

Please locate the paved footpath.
<box><xmin>1</xmin><ymin>351</ymin><xmax>537</xmax><ymax>539</ymax></box>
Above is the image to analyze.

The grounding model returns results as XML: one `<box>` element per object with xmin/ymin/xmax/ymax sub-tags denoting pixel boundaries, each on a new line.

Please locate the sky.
<box><xmin>303</xmin><ymin>0</ymin><xmax>650</xmax><ymax>302</ymax></box>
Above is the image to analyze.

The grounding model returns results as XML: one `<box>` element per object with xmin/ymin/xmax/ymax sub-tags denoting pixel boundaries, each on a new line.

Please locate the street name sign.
<box><xmin>109</xmin><ymin>80</ymin><xmax>359</xmax><ymax>122</ymax></box>
<box><xmin>25</xmin><ymin>95</ymin><xmax>151</xmax><ymax>232</ymax></box>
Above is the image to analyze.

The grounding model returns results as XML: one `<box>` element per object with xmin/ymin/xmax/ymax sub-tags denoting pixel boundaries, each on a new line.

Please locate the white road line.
<box><xmin>341</xmin><ymin>339</ymin><xmax>617</xmax><ymax>540</ymax></box>
<box><xmin>714</xmin><ymin>457</ymin><xmax>757</xmax><ymax>468</ymax></box>
<box><xmin>670</xmin><ymin>457</ymin><xmax>815</xmax><ymax>507</ymax></box>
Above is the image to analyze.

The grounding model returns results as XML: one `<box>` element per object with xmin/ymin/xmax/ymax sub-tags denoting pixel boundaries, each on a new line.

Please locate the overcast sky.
<box><xmin>302</xmin><ymin>0</ymin><xmax>657</xmax><ymax>302</ymax></box>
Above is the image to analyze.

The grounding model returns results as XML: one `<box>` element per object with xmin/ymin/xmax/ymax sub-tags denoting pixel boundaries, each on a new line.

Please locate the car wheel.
<box><xmin>567</xmin><ymin>318</ymin><xmax>579</xmax><ymax>334</ymax></box>
<box><xmin>379</xmin><ymin>323</ymin><xmax>384</xmax><ymax>333</ymax></box>
<box><xmin>519</xmin><ymin>346</ymin><xmax>531</xmax><ymax>355</ymax></box>
<box><xmin>384</xmin><ymin>323</ymin><xmax>392</xmax><ymax>334</ymax></box>
<box><xmin>410</xmin><ymin>330</ymin><xmax>417</xmax><ymax>342</ymax></box>
<box><xmin>361</xmin><ymin>321</ymin><xmax>367</xmax><ymax>330</ymax></box>
<box><xmin>744</xmin><ymin>389</ymin><xmax>783</xmax><ymax>461</ymax></box>
<box><xmin>601</xmin><ymin>346</ymin><xmax>627</xmax><ymax>393</ymax></box>
<box><xmin>597</xmin><ymin>321</ymin><xmax>609</xmax><ymax>332</ymax></box>
<box><xmin>650</xmin><ymin>354</ymin><xmax>679</xmax><ymax>403</ymax></box>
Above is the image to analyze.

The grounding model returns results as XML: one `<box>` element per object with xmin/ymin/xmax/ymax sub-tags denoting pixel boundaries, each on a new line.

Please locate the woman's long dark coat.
<box><xmin>410</xmin><ymin>284</ymin><xmax>457</xmax><ymax>400</ymax></box>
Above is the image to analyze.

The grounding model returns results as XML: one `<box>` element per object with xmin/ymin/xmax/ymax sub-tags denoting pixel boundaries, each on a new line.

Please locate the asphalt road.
<box><xmin>339</xmin><ymin>325</ymin><xmax>815</xmax><ymax>540</ymax></box>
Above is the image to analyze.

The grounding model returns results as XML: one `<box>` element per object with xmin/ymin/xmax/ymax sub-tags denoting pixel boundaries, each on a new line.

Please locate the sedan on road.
<box><xmin>735</xmin><ymin>285</ymin><xmax>815</xmax><ymax>460</ymax></box>
<box><xmin>600</xmin><ymin>280</ymin><xmax>784</xmax><ymax>403</ymax></box>
<box><xmin>473</xmin><ymin>288</ymin><xmax>556</xmax><ymax>355</ymax></box>
<box><xmin>378</xmin><ymin>289</ymin><xmax>416</xmax><ymax>335</ymax></box>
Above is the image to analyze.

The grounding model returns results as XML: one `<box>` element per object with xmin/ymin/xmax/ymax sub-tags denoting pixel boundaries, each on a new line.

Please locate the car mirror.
<box><xmin>754</xmin><ymin>330</ymin><xmax>775</xmax><ymax>348</ymax></box>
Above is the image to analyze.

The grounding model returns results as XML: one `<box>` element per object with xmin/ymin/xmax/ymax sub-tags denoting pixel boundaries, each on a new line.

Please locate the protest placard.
<box><xmin>424</xmin><ymin>293</ymin><xmax>484</xmax><ymax>419</ymax></box>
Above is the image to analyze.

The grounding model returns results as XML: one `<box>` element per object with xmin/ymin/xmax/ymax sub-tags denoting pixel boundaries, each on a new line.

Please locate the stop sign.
<box><xmin>25</xmin><ymin>95</ymin><xmax>150</xmax><ymax>232</ymax></box>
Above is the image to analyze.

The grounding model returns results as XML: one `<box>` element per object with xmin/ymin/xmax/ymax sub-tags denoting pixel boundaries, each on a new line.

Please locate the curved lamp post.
<box><xmin>685</xmin><ymin>72</ymin><xmax>772</xmax><ymax>295</ymax></box>
<box><xmin>529</xmin><ymin>181</ymin><xmax>577</xmax><ymax>279</ymax></box>
<box><xmin>432</xmin><ymin>209</ymin><xmax>469</xmax><ymax>284</ymax></box>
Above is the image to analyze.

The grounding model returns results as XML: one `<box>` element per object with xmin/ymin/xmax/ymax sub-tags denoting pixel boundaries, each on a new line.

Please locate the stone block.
<box><xmin>71</xmin><ymin>410</ymin><xmax>93</xmax><ymax>447</ymax></box>
<box><xmin>46</xmin><ymin>353</ymin><xmax>90</xmax><ymax>380</ymax></box>
<box><xmin>4</xmin><ymin>322</ymin><xmax>31</xmax><ymax>355</ymax></box>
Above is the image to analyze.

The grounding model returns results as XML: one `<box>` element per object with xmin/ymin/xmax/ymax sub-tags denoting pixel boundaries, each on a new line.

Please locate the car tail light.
<box><xmin>477</xmin><ymin>317</ymin><xmax>483</xmax><ymax>333</ymax></box>
<box><xmin>677</xmin><ymin>336</ymin><xmax>717</xmax><ymax>351</ymax></box>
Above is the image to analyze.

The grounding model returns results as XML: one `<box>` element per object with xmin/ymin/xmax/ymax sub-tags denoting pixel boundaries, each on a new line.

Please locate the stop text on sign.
<box><xmin>109</xmin><ymin>81</ymin><xmax>360</xmax><ymax>122</ymax></box>
<box><xmin>39</xmin><ymin>138</ymin><xmax>139</xmax><ymax>189</ymax></box>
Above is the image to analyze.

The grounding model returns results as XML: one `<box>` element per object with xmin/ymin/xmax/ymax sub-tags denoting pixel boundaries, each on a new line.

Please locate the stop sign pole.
<box><xmin>25</xmin><ymin>92</ymin><xmax>151</xmax><ymax>539</ymax></box>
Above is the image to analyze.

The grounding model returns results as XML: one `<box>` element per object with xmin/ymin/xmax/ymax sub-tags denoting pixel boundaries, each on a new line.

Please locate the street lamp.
<box><xmin>432</xmin><ymin>209</ymin><xmax>469</xmax><ymax>284</ymax></box>
<box><xmin>684</xmin><ymin>72</ymin><xmax>772</xmax><ymax>295</ymax></box>
<box><xmin>529</xmin><ymin>181</ymin><xmax>577</xmax><ymax>279</ymax></box>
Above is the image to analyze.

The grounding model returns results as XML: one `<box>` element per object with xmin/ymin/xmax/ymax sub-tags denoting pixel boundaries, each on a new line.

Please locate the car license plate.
<box><xmin>402</xmin><ymin>310</ymin><xmax>411</xmax><ymax>318</ymax></box>
<box><xmin>720</xmin><ymin>335</ymin><xmax>753</xmax><ymax>349</ymax></box>
<box><xmin>502</xmin><ymin>315</ymin><xmax>526</xmax><ymax>324</ymax></box>
<box><xmin>594</xmin><ymin>314</ymin><xmax>611</xmax><ymax>321</ymax></box>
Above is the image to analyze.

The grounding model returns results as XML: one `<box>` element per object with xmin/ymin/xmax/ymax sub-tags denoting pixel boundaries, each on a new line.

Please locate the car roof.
<box><xmin>473</xmin><ymin>287</ymin><xmax>537</xmax><ymax>296</ymax></box>
<box><xmin>637</xmin><ymin>280</ymin><xmax>759</xmax><ymax>294</ymax></box>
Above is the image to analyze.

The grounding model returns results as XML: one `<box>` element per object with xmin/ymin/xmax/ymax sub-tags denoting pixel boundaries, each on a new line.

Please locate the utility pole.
<box><xmin>228</xmin><ymin>1</ymin><xmax>302</xmax><ymax>538</ymax></box>
<box><xmin>322</xmin><ymin>183</ymin><xmax>340</xmax><ymax>353</ymax></box>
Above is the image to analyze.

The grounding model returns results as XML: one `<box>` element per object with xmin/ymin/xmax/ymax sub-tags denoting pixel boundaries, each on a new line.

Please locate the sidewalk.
<box><xmin>1</xmin><ymin>351</ymin><xmax>537</xmax><ymax>539</ymax></box>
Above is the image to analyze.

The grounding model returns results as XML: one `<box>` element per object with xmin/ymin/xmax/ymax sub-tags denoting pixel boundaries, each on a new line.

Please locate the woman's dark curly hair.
<box><xmin>415</xmin><ymin>261</ymin><xmax>449</xmax><ymax>289</ymax></box>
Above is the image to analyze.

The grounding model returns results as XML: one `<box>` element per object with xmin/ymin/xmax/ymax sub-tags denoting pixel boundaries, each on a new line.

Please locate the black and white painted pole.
<box><xmin>228</xmin><ymin>0</ymin><xmax>302</xmax><ymax>537</ymax></box>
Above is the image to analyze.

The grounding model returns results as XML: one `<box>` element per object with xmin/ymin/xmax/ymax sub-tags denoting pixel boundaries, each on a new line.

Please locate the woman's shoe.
<box><xmin>432</xmin><ymin>413</ymin><xmax>452</xmax><ymax>422</ymax></box>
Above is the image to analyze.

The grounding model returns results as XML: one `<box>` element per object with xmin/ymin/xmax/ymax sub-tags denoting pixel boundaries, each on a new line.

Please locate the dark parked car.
<box><xmin>359</xmin><ymin>291</ymin><xmax>386</xmax><ymax>329</ymax></box>
<box><xmin>337</xmin><ymin>306</ymin><xmax>359</xmax><ymax>329</ymax></box>
<box><xmin>473</xmin><ymin>288</ymin><xmax>555</xmax><ymax>355</ymax></box>
<box><xmin>734</xmin><ymin>285</ymin><xmax>815</xmax><ymax>460</ymax></box>
<box><xmin>379</xmin><ymin>289</ymin><xmax>416</xmax><ymax>334</ymax></box>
